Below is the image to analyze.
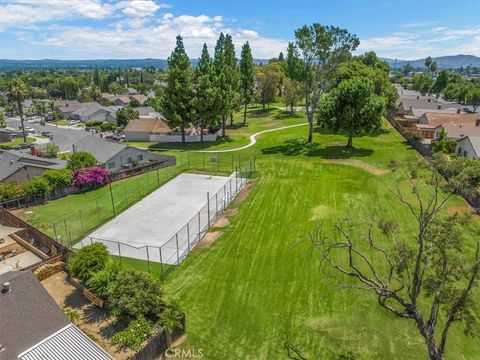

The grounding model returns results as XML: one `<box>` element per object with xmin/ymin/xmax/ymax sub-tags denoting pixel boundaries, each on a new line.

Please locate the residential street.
<box><xmin>5</xmin><ymin>117</ymin><xmax>99</xmax><ymax>152</ymax></box>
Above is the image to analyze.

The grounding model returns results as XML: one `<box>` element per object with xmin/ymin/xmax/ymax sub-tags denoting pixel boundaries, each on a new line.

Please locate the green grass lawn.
<box><xmin>160</xmin><ymin>111</ymin><xmax>480</xmax><ymax>359</ymax></box>
<box><xmin>126</xmin><ymin>105</ymin><xmax>306</xmax><ymax>152</ymax></box>
<box><xmin>0</xmin><ymin>136</ymin><xmax>35</xmax><ymax>149</ymax></box>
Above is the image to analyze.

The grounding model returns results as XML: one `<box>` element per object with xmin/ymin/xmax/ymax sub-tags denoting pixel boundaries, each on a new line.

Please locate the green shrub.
<box><xmin>100</xmin><ymin>121</ymin><xmax>116</xmax><ymax>132</ymax></box>
<box><xmin>67</xmin><ymin>151</ymin><xmax>97</xmax><ymax>170</ymax></box>
<box><xmin>68</xmin><ymin>243</ymin><xmax>109</xmax><ymax>282</ymax></box>
<box><xmin>44</xmin><ymin>143</ymin><xmax>59</xmax><ymax>158</ymax></box>
<box><xmin>25</xmin><ymin>176</ymin><xmax>53</xmax><ymax>198</ymax></box>
<box><xmin>42</xmin><ymin>168</ymin><xmax>73</xmax><ymax>188</ymax></box>
<box><xmin>111</xmin><ymin>316</ymin><xmax>153</xmax><ymax>352</ymax></box>
<box><xmin>62</xmin><ymin>306</ymin><xmax>80</xmax><ymax>325</ymax></box>
<box><xmin>0</xmin><ymin>182</ymin><xmax>26</xmax><ymax>201</ymax></box>
<box><xmin>108</xmin><ymin>269</ymin><xmax>163</xmax><ymax>320</ymax></box>
<box><xmin>89</xmin><ymin>262</ymin><xmax>120</xmax><ymax>299</ymax></box>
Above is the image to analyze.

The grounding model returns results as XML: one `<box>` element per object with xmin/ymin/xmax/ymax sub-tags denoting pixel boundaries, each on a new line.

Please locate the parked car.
<box><xmin>41</xmin><ymin>131</ymin><xmax>52</xmax><ymax>137</ymax></box>
<box><xmin>14</xmin><ymin>142</ymin><xmax>32</xmax><ymax>150</ymax></box>
<box><xmin>25</xmin><ymin>127</ymin><xmax>35</xmax><ymax>134</ymax></box>
<box><xmin>69</xmin><ymin>120</ymin><xmax>81</xmax><ymax>125</ymax></box>
<box><xmin>105</xmin><ymin>134</ymin><xmax>122</xmax><ymax>142</ymax></box>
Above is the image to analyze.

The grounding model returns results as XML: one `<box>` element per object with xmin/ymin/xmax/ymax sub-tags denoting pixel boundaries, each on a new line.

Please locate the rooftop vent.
<box><xmin>2</xmin><ymin>282</ymin><xmax>10</xmax><ymax>293</ymax></box>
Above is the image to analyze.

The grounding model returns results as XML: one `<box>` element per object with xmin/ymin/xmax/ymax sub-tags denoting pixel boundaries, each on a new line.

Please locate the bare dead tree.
<box><xmin>311</xmin><ymin>163</ymin><xmax>480</xmax><ymax>360</ymax></box>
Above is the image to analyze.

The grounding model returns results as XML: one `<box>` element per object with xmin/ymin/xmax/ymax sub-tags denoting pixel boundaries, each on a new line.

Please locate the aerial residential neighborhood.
<box><xmin>0</xmin><ymin>1</ymin><xmax>480</xmax><ymax>359</ymax></box>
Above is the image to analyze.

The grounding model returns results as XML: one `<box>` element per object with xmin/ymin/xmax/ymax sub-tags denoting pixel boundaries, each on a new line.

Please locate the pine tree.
<box><xmin>162</xmin><ymin>36</ymin><xmax>194</xmax><ymax>142</ymax></box>
<box><xmin>239</xmin><ymin>42</ymin><xmax>255</xmax><ymax>125</ymax></box>
<box><xmin>194</xmin><ymin>44</ymin><xmax>220</xmax><ymax>141</ymax></box>
<box><xmin>278</xmin><ymin>52</ymin><xmax>285</xmax><ymax>62</ymax></box>
<box><xmin>214</xmin><ymin>33</ymin><xmax>239</xmax><ymax>137</ymax></box>
<box><xmin>93</xmin><ymin>65</ymin><xmax>100</xmax><ymax>86</ymax></box>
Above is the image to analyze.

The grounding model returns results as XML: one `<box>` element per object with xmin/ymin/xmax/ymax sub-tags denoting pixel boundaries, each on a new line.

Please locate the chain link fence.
<box><xmin>82</xmin><ymin>157</ymin><xmax>254</xmax><ymax>279</ymax></box>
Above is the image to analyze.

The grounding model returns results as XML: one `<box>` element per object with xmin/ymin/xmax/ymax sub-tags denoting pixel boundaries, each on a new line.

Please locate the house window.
<box><xmin>457</xmin><ymin>147</ymin><xmax>462</xmax><ymax>155</ymax></box>
<box><xmin>476</xmin><ymin>120</ymin><xmax>480</xmax><ymax>127</ymax></box>
<box><xmin>464</xmin><ymin>151</ymin><xmax>468</xmax><ymax>157</ymax></box>
<box><xmin>107</xmin><ymin>162</ymin><xmax>115</xmax><ymax>169</ymax></box>
<box><xmin>137</xmin><ymin>154</ymin><xmax>144</xmax><ymax>161</ymax></box>
<box><xmin>127</xmin><ymin>157</ymin><xmax>133</xmax><ymax>163</ymax></box>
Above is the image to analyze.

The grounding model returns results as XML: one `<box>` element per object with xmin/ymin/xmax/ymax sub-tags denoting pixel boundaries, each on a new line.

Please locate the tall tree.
<box><xmin>255</xmin><ymin>62</ymin><xmax>282</xmax><ymax>110</ymax></box>
<box><xmin>161</xmin><ymin>36</ymin><xmax>194</xmax><ymax>142</ymax></box>
<box><xmin>93</xmin><ymin>65</ymin><xmax>100</xmax><ymax>86</ymax></box>
<box><xmin>292</xmin><ymin>24</ymin><xmax>359</xmax><ymax>144</ymax></box>
<box><xmin>283</xmin><ymin>77</ymin><xmax>302</xmax><ymax>115</ymax></box>
<box><xmin>8</xmin><ymin>79</ymin><xmax>28</xmax><ymax>143</ymax></box>
<box><xmin>278</xmin><ymin>52</ymin><xmax>285</xmax><ymax>62</ymax></box>
<box><xmin>317</xmin><ymin>77</ymin><xmax>385</xmax><ymax>148</ymax></box>
<box><xmin>239</xmin><ymin>42</ymin><xmax>255</xmax><ymax>125</ymax></box>
<box><xmin>214</xmin><ymin>33</ymin><xmax>238</xmax><ymax>137</ymax></box>
<box><xmin>466</xmin><ymin>86</ymin><xmax>480</xmax><ymax>112</ymax></box>
<box><xmin>194</xmin><ymin>43</ymin><xmax>220</xmax><ymax>141</ymax></box>
<box><xmin>425</xmin><ymin>56</ymin><xmax>433</xmax><ymax>76</ymax></box>
<box><xmin>312</xmin><ymin>160</ymin><xmax>480</xmax><ymax>360</ymax></box>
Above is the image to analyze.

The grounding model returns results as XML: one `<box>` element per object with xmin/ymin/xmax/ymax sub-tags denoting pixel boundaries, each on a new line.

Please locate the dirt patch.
<box><xmin>41</xmin><ymin>271</ymin><xmax>132</xmax><ymax>360</ymax></box>
<box><xmin>197</xmin><ymin>231</ymin><xmax>223</xmax><ymax>249</ymax></box>
<box><xmin>310</xmin><ymin>205</ymin><xmax>337</xmax><ymax>220</ymax></box>
<box><xmin>445</xmin><ymin>204</ymin><xmax>475</xmax><ymax>215</ymax></box>
<box><xmin>323</xmin><ymin>159</ymin><xmax>389</xmax><ymax>175</ymax></box>
<box><xmin>213</xmin><ymin>217</ymin><xmax>230</xmax><ymax>228</ymax></box>
<box><xmin>233</xmin><ymin>181</ymin><xmax>255</xmax><ymax>205</ymax></box>
<box><xmin>224</xmin><ymin>208</ymin><xmax>238</xmax><ymax>217</ymax></box>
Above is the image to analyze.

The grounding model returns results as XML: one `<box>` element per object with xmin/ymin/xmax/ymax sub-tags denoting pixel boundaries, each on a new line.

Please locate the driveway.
<box><xmin>5</xmin><ymin>116</ymin><xmax>98</xmax><ymax>152</ymax></box>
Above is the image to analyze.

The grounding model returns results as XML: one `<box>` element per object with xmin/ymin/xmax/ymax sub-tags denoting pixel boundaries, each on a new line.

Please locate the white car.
<box><xmin>25</xmin><ymin>127</ymin><xmax>35</xmax><ymax>134</ymax></box>
<box><xmin>69</xmin><ymin>120</ymin><xmax>81</xmax><ymax>125</ymax></box>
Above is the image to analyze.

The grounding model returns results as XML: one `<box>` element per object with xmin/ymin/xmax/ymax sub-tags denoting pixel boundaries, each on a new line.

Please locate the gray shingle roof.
<box><xmin>0</xmin><ymin>271</ymin><xmax>70</xmax><ymax>360</ymax></box>
<box><xmin>73</xmin><ymin>136</ymin><xmax>128</xmax><ymax>164</ymax></box>
<box><xmin>0</xmin><ymin>150</ymin><xmax>67</xmax><ymax>181</ymax></box>
<box><xmin>18</xmin><ymin>324</ymin><xmax>113</xmax><ymax>360</ymax></box>
<box><xmin>466</xmin><ymin>136</ymin><xmax>480</xmax><ymax>157</ymax></box>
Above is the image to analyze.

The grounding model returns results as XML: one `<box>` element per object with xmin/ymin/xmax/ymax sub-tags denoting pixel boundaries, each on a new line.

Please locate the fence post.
<box><xmin>117</xmin><ymin>242</ymin><xmax>122</xmax><ymax>264</ymax></box>
<box><xmin>79</xmin><ymin>210</ymin><xmax>85</xmax><ymax>235</ymax></box>
<box><xmin>108</xmin><ymin>179</ymin><xmax>116</xmax><ymax>217</ymax></box>
<box><xmin>90</xmin><ymin>237</ymin><xmax>93</xmax><ymax>245</ymax></box>
<box><xmin>198</xmin><ymin>211</ymin><xmax>201</xmax><ymax>239</ymax></box>
<box><xmin>215</xmin><ymin>193</ymin><xmax>218</xmax><ymax>217</ymax></box>
<box><xmin>187</xmin><ymin>223</ymin><xmax>191</xmax><ymax>252</ymax></box>
<box><xmin>229</xmin><ymin>177</ymin><xmax>232</xmax><ymax>202</ymax></box>
<box><xmin>159</xmin><ymin>247</ymin><xmax>164</xmax><ymax>280</ymax></box>
<box><xmin>52</xmin><ymin>222</ymin><xmax>58</xmax><ymax>242</ymax></box>
<box><xmin>235</xmin><ymin>166</ymin><xmax>238</xmax><ymax>194</ymax></box>
<box><xmin>156</xmin><ymin>168</ymin><xmax>160</xmax><ymax>186</ymax></box>
<box><xmin>175</xmin><ymin>234</ymin><xmax>180</xmax><ymax>264</ymax></box>
<box><xmin>146</xmin><ymin>246</ymin><xmax>151</xmax><ymax>274</ymax></box>
<box><xmin>223</xmin><ymin>185</ymin><xmax>226</xmax><ymax>211</ymax></box>
<box><xmin>207</xmin><ymin>192</ymin><xmax>211</xmax><ymax>228</ymax></box>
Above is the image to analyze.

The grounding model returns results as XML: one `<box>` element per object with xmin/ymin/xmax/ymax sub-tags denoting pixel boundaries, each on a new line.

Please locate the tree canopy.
<box><xmin>317</xmin><ymin>77</ymin><xmax>385</xmax><ymax>147</ymax></box>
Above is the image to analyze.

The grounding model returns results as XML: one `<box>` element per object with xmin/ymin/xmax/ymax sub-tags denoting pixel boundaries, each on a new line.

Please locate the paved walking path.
<box><xmin>140</xmin><ymin>122</ymin><xmax>309</xmax><ymax>153</ymax></box>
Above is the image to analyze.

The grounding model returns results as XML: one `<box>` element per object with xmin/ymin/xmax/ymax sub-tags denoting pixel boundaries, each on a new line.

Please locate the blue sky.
<box><xmin>0</xmin><ymin>0</ymin><xmax>479</xmax><ymax>60</ymax></box>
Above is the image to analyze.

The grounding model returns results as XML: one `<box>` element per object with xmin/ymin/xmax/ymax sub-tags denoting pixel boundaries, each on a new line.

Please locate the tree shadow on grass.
<box><xmin>261</xmin><ymin>138</ymin><xmax>374</xmax><ymax>159</ymax></box>
<box><xmin>146</xmin><ymin>136</ymin><xmax>236</xmax><ymax>152</ymax></box>
<box><xmin>248</xmin><ymin>108</ymin><xmax>276</xmax><ymax>118</ymax></box>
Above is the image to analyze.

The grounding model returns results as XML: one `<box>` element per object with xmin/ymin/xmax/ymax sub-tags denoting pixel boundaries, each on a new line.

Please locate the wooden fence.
<box><xmin>386</xmin><ymin>112</ymin><xmax>480</xmax><ymax>211</ymax></box>
<box><xmin>386</xmin><ymin>112</ymin><xmax>432</xmax><ymax>158</ymax></box>
<box><xmin>131</xmin><ymin>315</ymin><xmax>186</xmax><ymax>360</ymax></box>
<box><xmin>0</xmin><ymin>207</ymin><xmax>69</xmax><ymax>258</ymax></box>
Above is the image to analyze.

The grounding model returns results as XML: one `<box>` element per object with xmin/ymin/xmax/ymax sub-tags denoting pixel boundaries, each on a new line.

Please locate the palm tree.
<box><xmin>8</xmin><ymin>79</ymin><xmax>28</xmax><ymax>143</ymax></box>
<box><xmin>425</xmin><ymin>56</ymin><xmax>433</xmax><ymax>77</ymax></box>
<box><xmin>158</xmin><ymin>306</ymin><xmax>183</xmax><ymax>348</ymax></box>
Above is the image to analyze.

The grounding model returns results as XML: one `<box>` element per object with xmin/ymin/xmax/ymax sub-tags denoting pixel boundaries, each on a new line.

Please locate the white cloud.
<box><xmin>23</xmin><ymin>12</ymin><xmax>287</xmax><ymax>59</ymax></box>
<box><xmin>122</xmin><ymin>0</ymin><xmax>164</xmax><ymax>17</ymax></box>
<box><xmin>358</xmin><ymin>25</ymin><xmax>480</xmax><ymax>59</ymax></box>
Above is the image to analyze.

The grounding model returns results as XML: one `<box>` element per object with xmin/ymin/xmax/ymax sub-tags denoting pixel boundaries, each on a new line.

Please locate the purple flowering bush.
<box><xmin>73</xmin><ymin>167</ymin><xmax>110</xmax><ymax>189</ymax></box>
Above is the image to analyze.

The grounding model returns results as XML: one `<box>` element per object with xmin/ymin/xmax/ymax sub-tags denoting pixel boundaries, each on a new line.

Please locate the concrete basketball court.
<box><xmin>76</xmin><ymin>172</ymin><xmax>242</xmax><ymax>264</ymax></box>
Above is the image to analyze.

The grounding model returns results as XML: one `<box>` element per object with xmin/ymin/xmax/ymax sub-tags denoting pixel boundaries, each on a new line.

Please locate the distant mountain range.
<box><xmin>1</xmin><ymin>54</ymin><xmax>478</xmax><ymax>70</ymax></box>
<box><xmin>381</xmin><ymin>55</ymin><xmax>480</xmax><ymax>69</ymax></box>
<box><xmin>0</xmin><ymin>58</ymin><xmax>269</xmax><ymax>70</ymax></box>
